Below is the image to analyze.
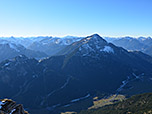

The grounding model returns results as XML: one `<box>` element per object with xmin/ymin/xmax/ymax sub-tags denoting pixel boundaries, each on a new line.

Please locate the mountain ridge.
<box><xmin>0</xmin><ymin>34</ymin><xmax>152</xmax><ymax>114</ymax></box>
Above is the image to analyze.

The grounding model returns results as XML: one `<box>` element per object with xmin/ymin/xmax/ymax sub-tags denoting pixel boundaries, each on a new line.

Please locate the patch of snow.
<box><xmin>51</xmin><ymin>37</ymin><xmax>82</xmax><ymax>45</ymax></box>
<box><xmin>71</xmin><ymin>98</ymin><xmax>80</xmax><ymax>102</ymax></box>
<box><xmin>10</xmin><ymin>109</ymin><xmax>16</xmax><ymax>114</ymax></box>
<box><xmin>100</xmin><ymin>46</ymin><xmax>114</xmax><ymax>53</ymax></box>
<box><xmin>96</xmin><ymin>45</ymin><xmax>100</xmax><ymax>49</ymax></box>
<box><xmin>116</xmin><ymin>73</ymin><xmax>144</xmax><ymax>94</ymax></box>
<box><xmin>52</xmin><ymin>104</ymin><xmax>60</xmax><ymax>108</ymax></box>
<box><xmin>82</xmin><ymin>43</ymin><xmax>92</xmax><ymax>50</ymax></box>
<box><xmin>81</xmin><ymin>43</ymin><xmax>95</xmax><ymax>56</ymax></box>
<box><xmin>43</xmin><ymin>68</ymin><xmax>47</xmax><ymax>73</ymax></box>
<box><xmin>47</xmin><ymin>77</ymin><xmax>71</xmax><ymax>97</ymax></box>
<box><xmin>133</xmin><ymin>73</ymin><xmax>144</xmax><ymax>79</ymax></box>
<box><xmin>63</xmin><ymin>94</ymin><xmax>90</xmax><ymax>108</ymax></box>
<box><xmin>70</xmin><ymin>94</ymin><xmax>90</xmax><ymax>103</ymax></box>
<box><xmin>55</xmin><ymin>39</ymin><xmax>61</xmax><ymax>44</ymax></box>
<box><xmin>42</xmin><ymin>42</ymin><xmax>47</xmax><ymax>45</ymax></box>
<box><xmin>38</xmin><ymin>59</ymin><xmax>42</xmax><ymax>62</ymax></box>
<box><xmin>0</xmin><ymin>40</ymin><xmax>9</xmax><ymax>44</ymax></box>
<box><xmin>61</xmin><ymin>39</ymin><xmax>71</xmax><ymax>45</ymax></box>
<box><xmin>40</xmin><ymin>97</ymin><xmax>45</xmax><ymax>106</ymax></box>
<box><xmin>117</xmin><ymin>77</ymin><xmax>129</xmax><ymax>92</ymax></box>
<box><xmin>82</xmin><ymin>53</ymin><xmax>88</xmax><ymax>56</ymax></box>
<box><xmin>79</xmin><ymin>47</ymin><xmax>82</xmax><ymax>51</ymax></box>
<box><xmin>4</xmin><ymin>62</ymin><xmax>10</xmax><ymax>66</ymax></box>
<box><xmin>0</xmin><ymin>101</ymin><xmax>5</xmax><ymax>109</ymax></box>
<box><xmin>9</xmin><ymin>44</ymin><xmax>20</xmax><ymax>52</ymax></box>
<box><xmin>92</xmin><ymin>34</ymin><xmax>99</xmax><ymax>41</ymax></box>
<box><xmin>0</xmin><ymin>101</ymin><xmax>4</xmax><ymax>109</ymax></box>
<box><xmin>82</xmin><ymin>38</ymin><xmax>90</xmax><ymax>44</ymax></box>
<box><xmin>46</xmin><ymin>104</ymin><xmax>61</xmax><ymax>110</ymax></box>
<box><xmin>63</xmin><ymin>104</ymin><xmax>71</xmax><ymax>107</ymax></box>
<box><xmin>19</xmin><ymin>55</ymin><xmax>23</xmax><ymax>57</ymax></box>
<box><xmin>60</xmin><ymin>77</ymin><xmax>71</xmax><ymax>89</ymax></box>
<box><xmin>132</xmin><ymin>73</ymin><xmax>139</xmax><ymax>79</ymax></box>
<box><xmin>32</xmin><ymin>75</ymin><xmax>38</xmax><ymax>78</ymax></box>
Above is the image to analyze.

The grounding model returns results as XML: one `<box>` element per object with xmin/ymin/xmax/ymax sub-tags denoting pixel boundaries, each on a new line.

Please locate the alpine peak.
<box><xmin>86</xmin><ymin>34</ymin><xmax>107</xmax><ymax>43</ymax></box>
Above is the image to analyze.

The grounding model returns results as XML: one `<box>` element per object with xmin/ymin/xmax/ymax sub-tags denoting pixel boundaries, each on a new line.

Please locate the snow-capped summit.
<box><xmin>100</xmin><ymin>46</ymin><xmax>114</xmax><ymax>53</ymax></box>
<box><xmin>76</xmin><ymin>34</ymin><xmax>114</xmax><ymax>56</ymax></box>
<box><xmin>56</xmin><ymin>34</ymin><xmax>115</xmax><ymax>57</ymax></box>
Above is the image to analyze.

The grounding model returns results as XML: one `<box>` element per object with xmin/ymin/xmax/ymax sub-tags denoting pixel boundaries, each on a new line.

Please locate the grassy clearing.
<box><xmin>88</xmin><ymin>94</ymin><xmax>126</xmax><ymax>109</ymax></box>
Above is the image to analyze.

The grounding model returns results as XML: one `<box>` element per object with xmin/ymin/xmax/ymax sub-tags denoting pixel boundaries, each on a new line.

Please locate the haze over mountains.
<box><xmin>1</xmin><ymin>35</ymin><xmax>152</xmax><ymax>62</ymax></box>
<box><xmin>0</xmin><ymin>34</ymin><xmax>152</xmax><ymax>114</ymax></box>
<box><xmin>105</xmin><ymin>36</ymin><xmax>152</xmax><ymax>56</ymax></box>
<box><xmin>0</xmin><ymin>36</ymin><xmax>83</xmax><ymax>62</ymax></box>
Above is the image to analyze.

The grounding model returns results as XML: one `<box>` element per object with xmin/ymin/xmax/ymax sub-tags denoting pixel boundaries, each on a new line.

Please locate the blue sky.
<box><xmin>0</xmin><ymin>0</ymin><xmax>152</xmax><ymax>37</ymax></box>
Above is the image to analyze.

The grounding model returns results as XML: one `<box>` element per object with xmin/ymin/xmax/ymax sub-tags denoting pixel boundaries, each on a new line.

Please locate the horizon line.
<box><xmin>0</xmin><ymin>34</ymin><xmax>151</xmax><ymax>38</ymax></box>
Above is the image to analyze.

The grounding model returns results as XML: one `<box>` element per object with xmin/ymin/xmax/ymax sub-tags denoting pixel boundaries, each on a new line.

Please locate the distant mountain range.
<box><xmin>105</xmin><ymin>36</ymin><xmax>152</xmax><ymax>56</ymax></box>
<box><xmin>0</xmin><ymin>43</ymin><xmax>47</xmax><ymax>62</ymax></box>
<box><xmin>0</xmin><ymin>36</ymin><xmax>83</xmax><ymax>62</ymax></box>
<box><xmin>0</xmin><ymin>34</ymin><xmax>152</xmax><ymax>114</ymax></box>
<box><xmin>1</xmin><ymin>35</ymin><xmax>152</xmax><ymax>62</ymax></box>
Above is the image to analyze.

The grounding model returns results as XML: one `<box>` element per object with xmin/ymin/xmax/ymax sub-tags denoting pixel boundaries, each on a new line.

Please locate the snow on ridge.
<box><xmin>10</xmin><ymin>109</ymin><xmax>16</xmax><ymax>114</ymax></box>
<box><xmin>47</xmin><ymin>77</ymin><xmax>71</xmax><ymax>97</ymax></box>
<box><xmin>116</xmin><ymin>77</ymin><xmax>129</xmax><ymax>93</ymax></box>
<box><xmin>100</xmin><ymin>46</ymin><xmax>114</xmax><ymax>53</ymax></box>
<box><xmin>60</xmin><ymin>38</ymin><xmax>82</xmax><ymax>45</ymax></box>
<box><xmin>82</xmin><ymin>43</ymin><xmax>95</xmax><ymax>52</ymax></box>
<box><xmin>79</xmin><ymin>37</ymin><xmax>113</xmax><ymax>56</ymax></box>
<box><xmin>81</xmin><ymin>43</ymin><xmax>95</xmax><ymax>56</ymax></box>
<box><xmin>51</xmin><ymin>37</ymin><xmax>82</xmax><ymax>45</ymax></box>
<box><xmin>4</xmin><ymin>62</ymin><xmax>10</xmax><ymax>66</ymax></box>
<box><xmin>46</xmin><ymin>104</ymin><xmax>61</xmax><ymax>110</ymax></box>
<box><xmin>70</xmin><ymin>94</ymin><xmax>90</xmax><ymax>103</ymax></box>
<box><xmin>0</xmin><ymin>36</ymin><xmax>83</xmax><ymax>47</ymax></box>
<box><xmin>116</xmin><ymin>73</ymin><xmax>144</xmax><ymax>94</ymax></box>
<box><xmin>0</xmin><ymin>41</ymin><xmax>20</xmax><ymax>52</ymax></box>
<box><xmin>63</xmin><ymin>94</ymin><xmax>90</xmax><ymax>108</ymax></box>
<box><xmin>9</xmin><ymin>43</ymin><xmax>20</xmax><ymax>52</ymax></box>
<box><xmin>0</xmin><ymin>101</ymin><xmax>5</xmax><ymax>109</ymax></box>
<box><xmin>0</xmin><ymin>40</ymin><xmax>10</xmax><ymax>45</ymax></box>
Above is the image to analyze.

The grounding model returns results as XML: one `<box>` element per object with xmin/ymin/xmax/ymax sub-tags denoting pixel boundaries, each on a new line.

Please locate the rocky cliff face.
<box><xmin>0</xmin><ymin>99</ymin><xmax>28</xmax><ymax>114</ymax></box>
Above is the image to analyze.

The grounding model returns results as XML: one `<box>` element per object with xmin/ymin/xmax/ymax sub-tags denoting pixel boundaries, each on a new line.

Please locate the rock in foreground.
<box><xmin>0</xmin><ymin>99</ymin><xmax>28</xmax><ymax>114</ymax></box>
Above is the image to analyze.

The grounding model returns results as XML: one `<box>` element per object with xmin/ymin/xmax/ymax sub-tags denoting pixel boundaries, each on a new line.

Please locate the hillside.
<box><xmin>79</xmin><ymin>93</ymin><xmax>152</xmax><ymax>114</ymax></box>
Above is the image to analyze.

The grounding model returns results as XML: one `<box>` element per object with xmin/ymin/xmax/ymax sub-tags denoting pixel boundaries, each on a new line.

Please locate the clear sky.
<box><xmin>0</xmin><ymin>0</ymin><xmax>152</xmax><ymax>37</ymax></box>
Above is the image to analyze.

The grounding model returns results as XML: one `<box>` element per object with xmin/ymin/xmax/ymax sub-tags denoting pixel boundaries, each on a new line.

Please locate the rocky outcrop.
<box><xmin>0</xmin><ymin>99</ymin><xmax>28</xmax><ymax>114</ymax></box>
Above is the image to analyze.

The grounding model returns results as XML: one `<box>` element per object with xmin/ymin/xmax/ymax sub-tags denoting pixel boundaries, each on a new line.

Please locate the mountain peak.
<box><xmin>74</xmin><ymin>34</ymin><xmax>114</xmax><ymax>57</ymax></box>
<box><xmin>91</xmin><ymin>33</ymin><xmax>101</xmax><ymax>37</ymax></box>
<box><xmin>87</xmin><ymin>34</ymin><xmax>107</xmax><ymax>43</ymax></box>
